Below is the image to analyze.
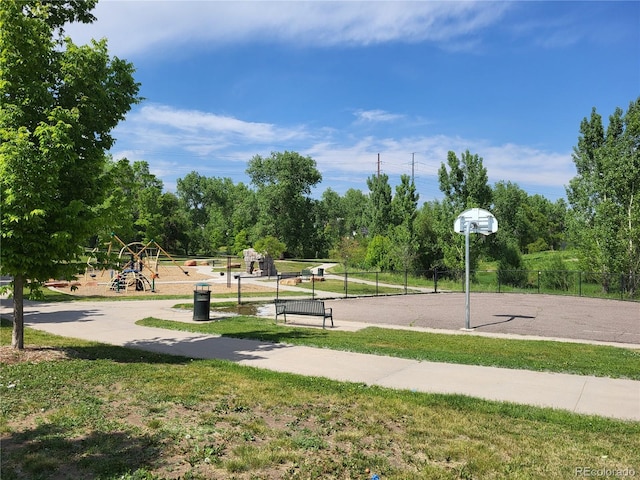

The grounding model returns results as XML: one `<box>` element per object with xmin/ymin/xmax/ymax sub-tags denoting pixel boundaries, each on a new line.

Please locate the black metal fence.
<box><xmin>274</xmin><ymin>269</ymin><xmax>639</xmax><ymax>302</ymax></box>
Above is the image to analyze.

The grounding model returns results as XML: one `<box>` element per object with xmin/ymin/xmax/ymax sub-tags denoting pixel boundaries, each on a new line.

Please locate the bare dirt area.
<box><xmin>51</xmin><ymin>266</ymin><xmax>275</xmax><ymax>298</ymax></box>
<box><xmin>0</xmin><ymin>345</ymin><xmax>75</xmax><ymax>365</ymax></box>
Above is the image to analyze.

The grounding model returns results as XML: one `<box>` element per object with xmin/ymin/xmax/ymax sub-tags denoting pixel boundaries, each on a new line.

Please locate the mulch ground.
<box><xmin>49</xmin><ymin>265</ymin><xmax>274</xmax><ymax>297</ymax></box>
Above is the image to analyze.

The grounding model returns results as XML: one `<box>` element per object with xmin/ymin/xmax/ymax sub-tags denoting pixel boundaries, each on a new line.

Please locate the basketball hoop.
<box><xmin>454</xmin><ymin>208</ymin><xmax>498</xmax><ymax>330</ymax></box>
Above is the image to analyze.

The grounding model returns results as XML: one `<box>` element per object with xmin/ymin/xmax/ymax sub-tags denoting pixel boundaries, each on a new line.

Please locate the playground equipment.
<box><xmin>243</xmin><ymin>248</ymin><xmax>277</xmax><ymax>277</ymax></box>
<box><xmin>84</xmin><ymin>247</ymin><xmax>99</xmax><ymax>282</ymax></box>
<box><xmin>98</xmin><ymin>234</ymin><xmax>189</xmax><ymax>293</ymax></box>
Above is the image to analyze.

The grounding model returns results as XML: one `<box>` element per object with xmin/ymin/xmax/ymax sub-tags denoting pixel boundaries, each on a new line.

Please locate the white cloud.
<box><xmin>123</xmin><ymin>104</ymin><xmax>308</xmax><ymax>152</ymax></box>
<box><xmin>65</xmin><ymin>1</ymin><xmax>511</xmax><ymax>56</ymax></box>
<box><xmin>353</xmin><ymin>109</ymin><xmax>404</xmax><ymax>124</ymax></box>
<box><xmin>481</xmin><ymin>143</ymin><xmax>573</xmax><ymax>188</ymax></box>
<box><xmin>112</xmin><ymin>103</ymin><xmax>573</xmax><ymax>200</ymax></box>
<box><xmin>305</xmin><ymin>134</ymin><xmax>573</xmax><ymax>189</ymax></box>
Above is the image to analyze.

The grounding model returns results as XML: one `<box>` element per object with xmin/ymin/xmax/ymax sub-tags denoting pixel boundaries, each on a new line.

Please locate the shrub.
<box><xmin>497</xmin><ymin>242</ymin><xmax>527</xmax><ymax>287</ymax></box>
<box><xmin>540</xmin><ymin>254</ymin><xmax>574</xmax><ymax>291</ymax></box>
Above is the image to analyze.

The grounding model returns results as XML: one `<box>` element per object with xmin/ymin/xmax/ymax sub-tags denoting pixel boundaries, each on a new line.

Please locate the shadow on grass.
<box><xmin>1</xmin><ymin>316</ymin><xmax>192</xmax><ymax>365</ymax></box>
<box><xmin>138</xmin><ymin>317</ymin><xmax>327</xmax><ymax>347</ymax></box>
<box><xmin>220</xmin><ymin>328</ymin><xmax>327</xmax><ymax>344</ymax></box>
<box><xmin>1</xmin><ymin>423</ymin><xmax>162</xmax><ymax>480</ymax></box>
<box><xmin>68</xmin><ymin>343</ymin><xmax>194</xmax><ymax>365</ymax></box>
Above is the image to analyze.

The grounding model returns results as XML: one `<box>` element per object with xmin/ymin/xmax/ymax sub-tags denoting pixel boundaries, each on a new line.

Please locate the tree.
<box><xmin>342</xmin><ymin>188</ymin><xmax>368</xmax><ymax>238</ymax></box>
<box><xmin>176</xmin><ymin>171</ymin><xmax>212</xmax><ymax>255</ymax></box>
<box><xmin>491</xmin><ymin>181</ymin><xmax>529</xmax><ymax>249</ymax></box>
<box><xmin>232</xmin><ymin>229</ymin><xmax>250</xmax><ymax>256</ymax></box>
<box><xmin>438</xmin><ymin>150</ymin><xmax>492</xmax><ymax>211</ymax></box>
<box><xmin>101</xmin><ymin>157</ymin><xmax>138</xmax><ymax>242</ymax></box>
<box><xmin>523</xmin><ymin>195</ymin><xmax>566</xmax><ymax>252</ymax></box>
<box><xmin>566</xmin><ymin>98</ymin><xmax>640</xmax><ymax>294</ymax></box>
<box><xmin>135</xmin><ymin>183</ymin><xmax>165</xmax><ymax>242</ymax></box>
<box><xmin>317</xmin><ymin>188</ymin><xmax>347</xmax><ymax>251</ymax></box>
<box><xmin>496</xmin><ymin>239</ymin><xmax>527</xmax><ymax>288</ymax></box>
<box><xmin>246</xmin><ymin>151</ymin><xmax>322</xmax><ymax>257</ymax></box>
<box><xmin>491</xmin><ymin>181</ymin><xmax>567</xmax><ymax>255</ymax></box>
<box><xmin>254</xmin><ymin>235</ymin><xmax>286</xmax><ymax>260</ymax></box>
<box><xmin>156</xmin><ymin>192</ymin><xmax>189</xmax><ymax>254</ymax></box>
<box><xmin>365</xmin><ymin>234</ymin><xmax>393</xmax><ymax>270</ymax></box>
<box><xmin>436</xmin><ymin>150</ymin><xmax>492</xmax><ymax>272</ymax></box>
<box><xmin>391</xmin><ymin>174</ymin><xmax>419</xmax><ymax>231</ymax></box>
<box><xmin>205</xmin><ymin>177</ymin><xmax>241</xmax><ymax>252</ymax></box>
<box><xmin>229</xmin><ymin>182</ymin><xmax>258</xmax><ymax>247</ymax></box>
<box><xmin>414</xmin><ymin>201</ymin><xmax>443</xmax><ymax>271</ymax></box>
<box><xmin>364</xmin><ymin>173</ymin><xmax>392</xmax><ymax>237</ymax></box>
<box><xmin>389</xmin><ymin>175</ymin><xmax>420</xmax><ymax>272</ymax></box>
<box><xmin>97</xmin><ymin>158</ymin><xmax>171</xmax><ymax>249</ymax></box>
<box><xmin>0</xmin><ymin>0</ymin><xmax>141</xmax><ymax>348</ymax></box>
<box><xmin>332</xmin><ymin>236</ymin><xmax>367</xmax><ymax>270</ymax></box>
<box><xmin>425</xmin><ymin>199</ymin><xmax>471</xmax><ymax>272</ymax></box>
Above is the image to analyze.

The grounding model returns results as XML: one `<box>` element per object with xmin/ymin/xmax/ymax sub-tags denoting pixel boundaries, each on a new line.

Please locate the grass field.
<box><xmin>1</xmin><ymin>312</ymin><xmax>639</xmax><ymax>479</ymax></box>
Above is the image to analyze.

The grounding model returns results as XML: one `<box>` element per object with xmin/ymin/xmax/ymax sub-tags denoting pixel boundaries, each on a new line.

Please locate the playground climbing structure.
<box><xmin>95</xmin><ymin>234</ymin><xmax>189</xmax><ymax>293</ymax></box>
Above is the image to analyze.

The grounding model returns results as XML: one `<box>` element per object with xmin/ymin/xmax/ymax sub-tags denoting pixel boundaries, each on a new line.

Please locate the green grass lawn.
<box><xmin>293</xmin><ymin>278</ymin><xmax>415</xmax><ymax>296</ymax></box>
<box><xmin>137</xmin><ymin>316</ymin><xmax>640</xmax><ymax>380</ymax></box>
<box><xmin>1</xmin><ymin>319</ymin><xmax>638</xmax><ymax>480</ymax></box>
<box><xmin>274</xmin><ymin>260</ymin><xmax>322</xmax><ymax>273</ymax></box>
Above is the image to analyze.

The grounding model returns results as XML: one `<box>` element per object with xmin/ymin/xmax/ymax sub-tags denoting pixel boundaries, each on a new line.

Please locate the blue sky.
<box><xmin>67</xmin><ymin>1</ymin><xmax>640</xmax><ymax>203</ymax></box>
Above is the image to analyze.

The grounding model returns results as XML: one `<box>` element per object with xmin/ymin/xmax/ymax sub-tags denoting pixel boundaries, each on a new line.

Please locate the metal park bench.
<box><xmin>274</xmin><ymin>299</ymin><xmax>334</xmax><ymax>329</ymax></box>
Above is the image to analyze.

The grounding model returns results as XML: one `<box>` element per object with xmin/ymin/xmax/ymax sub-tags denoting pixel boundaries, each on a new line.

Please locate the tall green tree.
<box><xmin>0</xmin><ymin>0</ymin><xmax>141</xmax><ymax>348</ymax></box>
<box><xmin>176</xmin><ymin>171</ymin><xmax>212</xmax><ymax>254</ymax></box>
<box><xmin>100</xmin><ymin>157</ymin><xmax>138</xmax><ymax>242</ymax></box>
<box><xmin>491</xmin><ymin>181</ymin><xmax>529</xmax><ymax>249</ymax></box>
<box><xmin>342</xmin><ymin>188</ymin><xmax>368</xmax><ymax>238</ymax></box>
<box><xmin>438</xmin><ymin>150</ymin><xmax>492</xmax><ymax>211</ymax></box>
<box><xmin>523</xmin><ymin>195</ymin><xmax>566</xmax><ymax>252</ymax></box>
<box><xmin>229</xmin><ymin>182</ymin><xmax>258</xmax><ymax>247</ymax></box>
<box><xmin>391</xmin><ymin>174</ymin><xmax>419</xmax><ymax>231</ymax></box>
<box><xmin>156</xmin><ymin>192</ymin><xmax>190</xmax><ymax>254</ymax></box>
<box><xmin>246</xmin><ymin>151</ymin><xmax>322</xmax><ymax>257</ymax></box>
<box><xmin>491</xmin><ymin>181</ymin><xmax>566</xmax><ymax>254</ymax></box>
<box><xmin>414</xmin><ymin>201</ymin><xmax>443</xmax><ymax>271</ymax></box>
<box><xmin>318</xmin><ymin>188</ymin><xmax>347</xmax><ymax>250</ymax></box>
<box><xmin>132</xmin><ymin>161</ymin><xmax>164</xmax><ymax>242</ymax></box>
<box><xmin>566</xmin><ymin>98</ymin><xmax>640</xmax><ymax>293</ymax></box>
<box><xmin>436</xmin><ymin>150</ymin><xmax>492</xmax><ymax>271</ymax></box>
<box><xmin>205</xmin><ymin>177</ymin><xmax>239</xmax><ymax>252</ymax></box>
<box><xmin>364</xmin><ymin>173</ymin><xmax>392</xmax><ymax>237</ymax></box>
<box><xmin>99</xmin><ymin>159</ymin><xmax>165</xmax><ymax>244</ymax></box>
<box><xmin>389</xmin><ymin>175</ymin><xmax>419</xmax><ymax>272</ymax></box>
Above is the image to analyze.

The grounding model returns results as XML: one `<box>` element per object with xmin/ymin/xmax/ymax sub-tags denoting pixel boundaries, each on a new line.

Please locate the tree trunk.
<box><xmin>12</xmin><ymin>274</ymin><xmax>24</xmax><ymax>350</ymax></box>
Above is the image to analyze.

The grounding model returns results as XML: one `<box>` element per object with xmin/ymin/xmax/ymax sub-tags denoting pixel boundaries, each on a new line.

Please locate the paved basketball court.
<box><xmin>321</xmin><ymin>293</ymin><xmax>639</xmax><ymax>346</ymax></box>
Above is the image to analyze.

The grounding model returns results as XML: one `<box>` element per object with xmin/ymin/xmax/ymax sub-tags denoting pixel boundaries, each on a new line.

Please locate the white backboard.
<box><xmin>454</xmin><ymin>208</ymin><xmax>498</xmax><ymax>236</ymax></box>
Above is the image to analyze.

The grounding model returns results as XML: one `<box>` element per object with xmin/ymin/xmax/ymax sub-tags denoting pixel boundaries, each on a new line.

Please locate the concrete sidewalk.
<box><xmin>1</xmin><ymin>298</ymin><xmax>638</xmax><ymax>421</ymax></box>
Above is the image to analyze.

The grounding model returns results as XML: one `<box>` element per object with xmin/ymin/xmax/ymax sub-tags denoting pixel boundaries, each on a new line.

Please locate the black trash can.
<box><xmin>193</xmin><ymin>283</ymin><xmax>211</xmax><ymax>321</ymax></box>
<box><xmin>317</xmin><ymin>268</ymin><xmax>324</xmax><ymax>277</ymax></box>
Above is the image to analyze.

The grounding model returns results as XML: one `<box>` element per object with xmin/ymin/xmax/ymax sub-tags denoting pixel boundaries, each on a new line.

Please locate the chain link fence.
<box><xmin>275</xmin><ymin>269</ymin><xmax>639</xmax><ymax>302</ymax></box>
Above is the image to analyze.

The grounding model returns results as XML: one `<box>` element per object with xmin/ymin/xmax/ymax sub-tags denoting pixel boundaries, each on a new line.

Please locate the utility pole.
<box><xmin>377</xmin><ymin>153</ymin><xmax>380</xmax><ymax>178</ymax></box>
<box><xmin>411</xmin><ymin>152</ymin><xmax>415</xmax><ymax>183</ymax></box>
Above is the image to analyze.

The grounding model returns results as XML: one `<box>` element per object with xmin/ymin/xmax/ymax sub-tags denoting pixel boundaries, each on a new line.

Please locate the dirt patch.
<box><xmin>0</xmin><ymin>345</ymin><xmax>75</xmax><ymax>365</ymax></box>
<box><xmin>53</xmin><ymin>266</ymin><xmax>275</xmax><ymax>298</ymax></box>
